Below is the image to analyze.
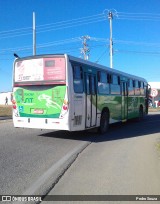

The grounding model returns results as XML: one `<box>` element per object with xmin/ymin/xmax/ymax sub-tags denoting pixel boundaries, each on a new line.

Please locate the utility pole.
<box><xmin>81</xmin><ymin>35</ymin><xmax>90</xmax><ymax>60</ymax></box>
<box><xmin>33</xmin><ymin>12</ymin><xmax>36</xmax><ymax>55</ymax></box>
<box><xmin>108</xmin><ymin>11</ymin><xmax>113</xmax><ymax>68</ymax></box>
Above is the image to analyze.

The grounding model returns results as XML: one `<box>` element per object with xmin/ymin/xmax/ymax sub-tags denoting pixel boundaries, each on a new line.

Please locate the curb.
<box><xmin>0</xmin><ymin>117</ymin><xmax>12</xmax><ymax>123</ymax></box>
<box><xmin>19</xmin><ymin>141</ymin><xmax>91</xmax><ymax>204</ymax></box>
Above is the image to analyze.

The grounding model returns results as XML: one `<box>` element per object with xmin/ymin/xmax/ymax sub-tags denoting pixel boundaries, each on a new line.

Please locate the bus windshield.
<box><xmin>14</xmin><ymin>57</ymin><xmax>66</xmax><ymax>85</ymax></box>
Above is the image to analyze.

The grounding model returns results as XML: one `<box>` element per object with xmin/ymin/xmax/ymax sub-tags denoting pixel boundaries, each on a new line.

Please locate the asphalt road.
<box><xmin>0</xmin><ymin>122</ymin><xmax>91</xmax><ymax>196</ymax></box>
<box><xmin>0</xmin><ymin>113</ymin><xmax>160</xmax><ymax>204</ymax></box>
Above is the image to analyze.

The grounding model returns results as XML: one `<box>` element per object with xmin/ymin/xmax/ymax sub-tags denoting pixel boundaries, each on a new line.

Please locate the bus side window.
<box><xmin>73</xmin><ymin>65</ymin><xmax>83</xmax><ymax>93</ymax></box>
<box><xmin>111</xmin><ymin>75</ymin><xmax>120</xmax><ymax>95</ymax></box>
<box><xmin>134</xmin><ymin>80</ymin><xmax>140</xmax><ymax>95</ymax></box>
<box><xmin>140</xmin><ymin>81</ymin><xmax>145</xmax><ymax>95</ymax></box>
<box><xmin>107</xmin><ymin>74</ymin><xmax>110</xmax><ymax>83</ymax></box>
<box><xmin>144</xmin><ymin>82</ymin><xmax>147</xmax><ymax>97</ymax></box>
<box><xmin>91</xmin><ymin>76</ymin><xmax>96</xmax><ymax>95</ymax></box>
<box><xmin>128</xmin><ymin>79</ymin><xmax>134</xmax><ymax>96</ymax></box>
<box><xmin>109</xmin><ymin>74</ymin><xmax>113</xmax><ymax>84</ymax></box>
<box><xmin>97</xmin><ymin>71</ymin><xmax>109</xmax><ymax>94</ymax></box>
<box><xmin>118</xmin><ymin>76</ymin><xmax>120</xmax><ymax>85</ymax></box>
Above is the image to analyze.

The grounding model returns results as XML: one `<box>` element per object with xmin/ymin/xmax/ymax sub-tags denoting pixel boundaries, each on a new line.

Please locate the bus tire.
<box><xmin>138</xmin><ymin>106</ymin><xmax>143</xmax><ymax>121</ymax></box>
<box><xmin>99</xmin><ymin>110</ymin><xmax>109</xmax><ymax>134</ymax></box>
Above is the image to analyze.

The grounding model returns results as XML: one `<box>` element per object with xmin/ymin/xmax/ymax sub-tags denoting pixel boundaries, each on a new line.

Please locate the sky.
<box><xmin>0</xmin><ymin>0</ymin><xmax>160</xmax><ymax>92</ymax></box>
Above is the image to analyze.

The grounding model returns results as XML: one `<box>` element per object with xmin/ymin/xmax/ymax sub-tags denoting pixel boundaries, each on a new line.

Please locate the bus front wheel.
<box><xmin>99</xmin><ymin>110</ymin><xmax>109</xmax><ymax>134</ymax></box>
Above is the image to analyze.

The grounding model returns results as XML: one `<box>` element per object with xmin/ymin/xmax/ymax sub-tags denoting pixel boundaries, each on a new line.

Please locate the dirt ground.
<box><xmin>0</xmin><ymin>105</ymin><xmax>12</xmax><ymax>116</ymax></box>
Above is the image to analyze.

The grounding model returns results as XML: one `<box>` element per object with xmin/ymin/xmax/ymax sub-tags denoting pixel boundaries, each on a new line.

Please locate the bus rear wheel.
<box><xmin>139</xmin><ymin>106</ymin><xmax>144</xmax><ymax>120</ymax></box>
<box><xmin>99</xmin><ymin>110</ymin><xmax>109</xmax><ymax>134</ymax></box>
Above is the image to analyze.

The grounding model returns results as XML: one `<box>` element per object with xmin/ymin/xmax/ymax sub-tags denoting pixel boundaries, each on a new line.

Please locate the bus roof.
<box><xmin>14</xmin><ymin>54</ymin><xmax>147</xmax><ymax>83</ymax></box>
<box><xmin>68</xmin><ymin>55</ymin><xmax>147</xmax><ymax>83</ymax></box>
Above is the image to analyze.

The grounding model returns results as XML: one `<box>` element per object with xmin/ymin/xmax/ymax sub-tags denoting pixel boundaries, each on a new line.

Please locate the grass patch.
<box><xmin>0</xmin><ymin>105</ymin><xmax>12</xmax><ymax>116</ymax></box>
<box><xmin>149</xmin><ymin>107</ymin><xmax>160</xmax><ymax>112</ymax></box>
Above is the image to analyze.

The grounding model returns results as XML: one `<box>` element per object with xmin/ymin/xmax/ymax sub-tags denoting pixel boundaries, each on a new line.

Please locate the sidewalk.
<box><xmin>41</xmin><ymin>119</ymin><xmax>160</xmax><ymax>203</ymax></box>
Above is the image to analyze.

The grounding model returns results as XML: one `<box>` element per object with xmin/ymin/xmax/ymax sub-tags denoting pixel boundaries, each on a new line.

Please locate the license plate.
<box><xmin>34</xmin><ymin>109</ymin><xmax>44</xmax><ymax>114</ymax></box>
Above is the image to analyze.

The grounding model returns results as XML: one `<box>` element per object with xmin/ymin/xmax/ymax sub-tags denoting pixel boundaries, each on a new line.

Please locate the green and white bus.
<box><xmin>12</xmin><ymin>54</ymin><xmax>149</xmax><ymax>133</ymax></box>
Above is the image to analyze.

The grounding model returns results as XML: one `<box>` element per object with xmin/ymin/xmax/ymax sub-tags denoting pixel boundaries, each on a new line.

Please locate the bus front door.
<box><xmin>85</xmin><ymin>73</ymin><xmax>97</xmax><ymax>128</ymax></box>
<box><xmin>121</xmin><ymin>81</ymin><xmax>128</xmax><ymax>121</ymax></box>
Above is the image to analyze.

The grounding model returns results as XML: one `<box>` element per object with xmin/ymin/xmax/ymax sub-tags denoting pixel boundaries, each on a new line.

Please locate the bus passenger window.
<box><xmin>140</xmin><ymin>81</ymin><xmax>145</xmax><ymax>95</ymax></box>
<box><xmin>110</xmin><ymin>75</ymin><xmax>120</xmax><ymax>95</ymax></box>
<box><xmin>134</xmin><ymin>80</ymin><xmax>140</xmax><ymax>95</ymax></box>
<box><xmin>107</xmin><ymin>74</ymin><xmax>110</xmax><ymax>83</ymax></box>
<box><xmin>73</xmin><ymin>66</ymin><xmax>83</xmax><ymax>93</ymax></box>
<box><xmin>128</xmin><ymin>79</ymin><xmax>134</xmax><ymax>95</ymax></box>
<box><xmin>91</xmin><ymin>76</ymin><xmax>96</xmax><ymax>95</ymax></box>
<box><xmin>86</xmin><ymin>75</ymin><xmax>90</xmax><ymax>95</ymax></box>
<box><xmin>113</xmin><ymin>75</ymin><xmax>118</xmax><ymax>85</ymax></box>
<box><xmin>97</xmin><ymin>71</ymin><xmax>109</xmax><ymax>94</ymax></box>
<box><xmin>144</xmin><ymin>82</ymin><xmax>147</xmax><ymax>97</ymax></box>
<box><xmin>118</xmin><ymin>76</ymin><xmax>120</xmax><ymax>85</ymax></box>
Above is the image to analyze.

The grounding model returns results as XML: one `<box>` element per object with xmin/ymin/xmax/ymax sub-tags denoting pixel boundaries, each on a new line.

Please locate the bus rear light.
<box><xmin>13</xmin><ymin>105</ymin><xmax>17</xmax><ymax>109</ymax></box>
<box><xmin>63</xmin><ymin>105</ymin><xmax>68</xmax><ymax>110</ymax></box>
<box><xmin>12</xmin><ymin>100</ymin><xmax>16</xmax><ymax>104</ymax></box>
<box><xmin>62</xmin><ymin>99</ymin><xmax>68</xmax><ymax>110</ymax></box>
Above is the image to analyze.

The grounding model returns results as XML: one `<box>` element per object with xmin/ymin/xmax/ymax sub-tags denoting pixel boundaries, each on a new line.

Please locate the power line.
<box><xmin>117</xmin><ymin>17</ymin><xmax>160</xmax><ymax>21</ymax></box>
<box><xmin>37</xmin><ymin>13</ymin><xmax>105</xmax><ymax>30</ymax></box>
<box><xmin>1</xmin><ymin>10</ymin><xmax>160</xmax><ymax>41</ymax></box>
<box><xmin>116</xmin><ymin>11</ymin><xmax>160</xmax><ymax>21</ymax></box>
<box><xmin>118</xmin><ymin>11</ymin><xmax>160</xmax><ymax>15</ymax></box>
<box><xmin>1</xmin><ymin>10</ymin><xmax>160</xmax><ymax>39</ymax></box>
<box><xmin>114</xmin><ymin>40</ymin><xmax>160</xmax><ymax>48</ymax></box>
<box><xmin>36</xmin><ymin>17</ymin><xmax>105</xmax><ymax>34</ymax></box>
<box><xmin>0</xmin><ymin>12</ymin><xmax>106</xmax><ymax>39</ymax></box>
<box><xmin>115</xmin><ymin>49</ymin><xmax>160</xmax><ymax>55</ymax></box>
<box><xmin>0</xmin><ymin>37</ymin><xmax>82</xmax><ymax>53</ymax></box>
<box><xmin>0</xmin><ymin>26</ymin><xmax>31</xmax><ymax>34</ymax></box>
<box><xmin>95</xmin><ymin>49</ymin><xmax>108</xmax><ymax>63</ymax></box>
<box><xmin>1</xmin><ymin>36</ymin><xmax>160</xmax><ymax>58</ymax></box>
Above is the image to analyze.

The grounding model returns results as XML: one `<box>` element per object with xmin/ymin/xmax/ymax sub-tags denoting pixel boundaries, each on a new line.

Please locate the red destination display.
<box><xmin>43</xmin><ymin>58</ymin><xmax>66</xmax><ymax>81</ymax></box>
